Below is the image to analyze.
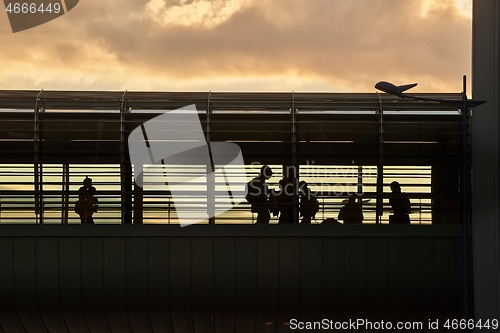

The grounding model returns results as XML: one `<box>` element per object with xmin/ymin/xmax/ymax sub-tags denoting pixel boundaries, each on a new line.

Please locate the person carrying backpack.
<box><xmin>75</xmin><ymin>176</ymin><xmax>98</xmax><ymax>224</ymax></box>
<box><xmin>246</xmin><ymin>165</ymin><xmax>273</xmax><ymax>224</ymax></box>
<box><xmin>270</xmin><ymin>177</ymin><xmax>294</xmax><ymax>223</ymax></box>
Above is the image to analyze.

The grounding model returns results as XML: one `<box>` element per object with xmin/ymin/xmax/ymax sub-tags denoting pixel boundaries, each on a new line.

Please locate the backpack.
<box><xmin>74</xmin><ymin>197</ymin><xmax>98</xmax><ymax>215</ymax></box>
<box><xmin>300</xmin><ymin>194</ymin><xmax>319</xmax><ymax>218</ymax></box>
<box><xmin>391</xmin><ymin>194</ymin><xmax>411</xmax><ymax>215</ymax></box>
<box><xmin>245</xmin><ymin>179</ymin><xmax>266</xmax><ymax>204</ymax></box>
<box><xmin>402</xmin><ymin>196</ymin><xmax>411</xmax><ymax>214</ymax></box>
<box><xmin>322</xmin><ymin>218</ymin><xmax>341</xmax><ymax>224</ymax></box>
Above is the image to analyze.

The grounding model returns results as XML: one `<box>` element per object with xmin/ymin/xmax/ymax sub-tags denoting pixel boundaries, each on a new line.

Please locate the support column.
<box><xmin>472</xmin><ymin>0</ymin><xmax>500</xmax><ymax>320</ymax></box>
<box><xmin>62</xmin><ymin>163</ymin><xmax>69</xmax><ymax>224</ymax></box>
<box><xmin>376</xmin><ymin>94</ymin><xmax>384</xmax><ymax>224</ymax></box>
<box><xmin>290</xmin><ymin>93</ymin><xmax>299</xmax><ymax>224</ymax></box>
<box><xmin>34</xmin><ymin>93</ymin><xmax>44</xmax><ymax>224</ymax></box>
<box><xmin>133</xmin><ymin>163</ymin><xmax>143</xmax><ymax>224</ymax></box>
<box><xmin>206</xmin><ymin>95</ymin><xmax>215</xmax><ymax>224</ymax></box>
<box><xmin>120</xmin><ymin>93</ymin><xmax>132</xmax><ymax>224</ymax></box>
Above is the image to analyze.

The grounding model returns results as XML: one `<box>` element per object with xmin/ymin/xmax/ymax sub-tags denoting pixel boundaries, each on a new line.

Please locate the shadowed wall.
<box><xmin>0</xmin><ymin>225</ymin><xmax>466</xmax><ymax>333</ymax></box>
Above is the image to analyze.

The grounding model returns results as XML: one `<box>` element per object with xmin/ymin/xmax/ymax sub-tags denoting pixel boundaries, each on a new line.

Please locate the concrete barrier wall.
<box><xmin>0</xmin><ymin>225</ymin><xmax>466</xmax><ymax>333</ymax></box>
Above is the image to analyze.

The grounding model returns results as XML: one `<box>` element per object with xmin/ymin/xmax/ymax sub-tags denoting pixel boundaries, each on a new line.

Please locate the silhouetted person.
<box><xmin>299</xmin><ymin>181</ymin><xmax>319</xmax><ymax>224</ymax></box>
<box><xmin>338</xmin><ymin>195</ymin><xmax>363</xmax><ymax>224</ymax></box>
<box><xmin>75</xmin><ymin>176</ymin><xmax>98</xmax><ymax>224</ymax></box>
<box><xmin>271</xmin><ymin>178</ymin><xmax>294</xmax><ymax>223</ymax></box>
<box><xmin>246</xmin><ymin>165</ymin><xmax>273</xmax><ymax>224</ymax></box>
<box><xmin>389</xmin><ymin>181</ymin><xmax>411</xmax><ymax>224</ymax></box>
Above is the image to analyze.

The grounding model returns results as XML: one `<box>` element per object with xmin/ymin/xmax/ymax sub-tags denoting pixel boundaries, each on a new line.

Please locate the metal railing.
<box><xmin>0</xmin><ymin>90</ymin><xmax>464</xmax><ymax>224</ymax></box>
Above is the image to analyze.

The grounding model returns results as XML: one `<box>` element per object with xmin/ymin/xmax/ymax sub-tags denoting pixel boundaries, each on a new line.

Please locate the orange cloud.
<box><xmin>0</xmin><ymin>0</ymin><xmax>471</xmax><ymax>92</ymax></box>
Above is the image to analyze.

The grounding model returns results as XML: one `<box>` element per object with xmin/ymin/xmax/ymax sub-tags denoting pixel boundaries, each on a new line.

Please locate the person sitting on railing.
<box><xmin>246</xmin><ymin>165</ymin><xmax>273</xmax><ymax>224</ymax></box>
<box><xmin>338</xmin><ymin>194</ymin><xmax>364</xmax><ymax>224</ymax></box>
<box><xmin>299</xmin><ymin>181</ymin><xmax>319</xmax><ymax>224</ymax></box>
<box><xmin>75</xmin><ymin>176</ymin><xmax>98</xmax><ymax>224</ymax></box>
<box><xmin>389</xmin><ymin>181</ymin><xmax>411</xmax><ymax>224</ymax></box>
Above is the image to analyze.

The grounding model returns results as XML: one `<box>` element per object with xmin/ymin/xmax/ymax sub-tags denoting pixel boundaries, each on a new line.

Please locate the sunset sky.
<box><xmin>0</xmin><ymin>0</ymin><xmax>472</xmax><ymax>93</ymax></box>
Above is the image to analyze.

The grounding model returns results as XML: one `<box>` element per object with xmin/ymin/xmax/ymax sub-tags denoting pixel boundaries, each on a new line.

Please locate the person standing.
<box><xmin>246</xmin><ymin>165</ymin><xmax>273</xmax><ymax>224</ymax></box>
<box><xmin>272</xmin><ymin>177</ymin><xmax>294</xmax><ymax>224</ymax></box>
<box><xmin>298</xmin><ymin>181</ymin><xmax>319</xmax><ymax>224</ymax></box>
<box><xmin>389</xmin><ymin>181</ymin><xmax>411</xmax><ymax>224</ymax></box>
<box><xmin>75</xmin><ymin>176</ymin><xmax>98</xmax><ymax>224</ymax></box>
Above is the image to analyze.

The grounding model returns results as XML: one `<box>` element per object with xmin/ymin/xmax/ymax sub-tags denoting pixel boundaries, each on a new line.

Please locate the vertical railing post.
<box><xmin>291</xmin><ymin>92</ymin><xmax>299</xmax><ymax>223</ymax></box>
<box><xmin>34</xmin><ymin>97</ymin><xmax>39</xmax><ymax>224</ymax></box>
<box><xmin>34</xmin><ymin>90</ymin><xmax>44</xmax><ymax>224</ymax></box>
<box><xmin>419</xmin><ymin>199</ymin><xmax>422</xmax><ymax>224</ymax></box>
<box><xmin>62</xmin><ymin>163</ymin><xmax>69</xmax><ymax>224</ymax></box>
<box><xmin>120</xmin><ymin>91</ymin><xmax>132</xmax><ymax>224</ymax></box>
<box><xmin>133</xmin><ymin>162</ymin><xmax>143</xmax><ymax>224</ymax></box>
<box><xmin>206</xmin><ymin>92</ymin><xmax>215</xmax><ymax>224</ymax></box>
<box><xmin>358</xmin><ymin>165</ymin><xmax>363</xmax><ymax>221</ymax></box>
<box><xmin>376</xmin><ymin>93</ymin><xmax>384</xmax><ymax>224</ymax></box>
<box><xmin>461</xmin><ymin>75</ymin><xmax>471</xmax><ymax>330</ymax></box>
<box><xmin>168</xmin><ymin>199</ymin><xmax>171</xmax><ymax>224</ymax></box>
